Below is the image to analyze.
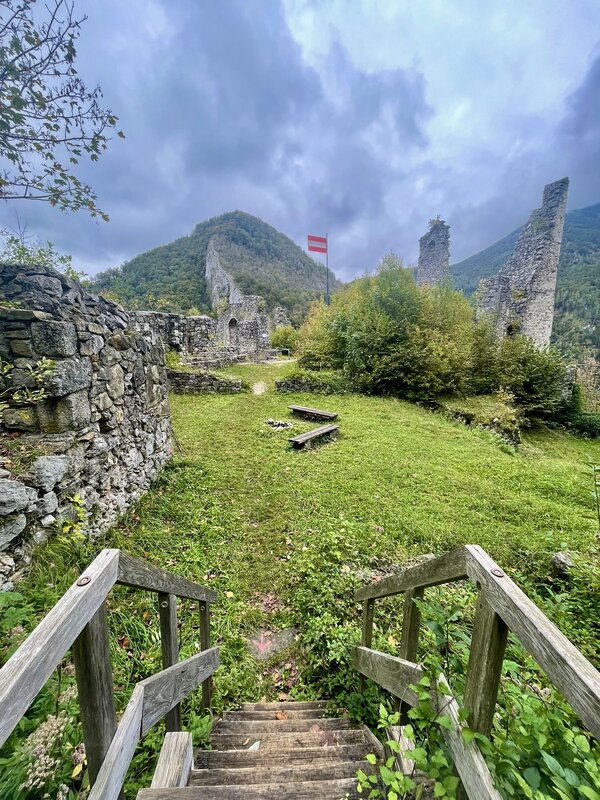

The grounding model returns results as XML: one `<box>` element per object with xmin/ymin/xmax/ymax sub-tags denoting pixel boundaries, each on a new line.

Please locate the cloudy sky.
<box><xmin>2</xmin><ymin>0</ymin><xmax>600</xmax><ymax>280</ymax></box>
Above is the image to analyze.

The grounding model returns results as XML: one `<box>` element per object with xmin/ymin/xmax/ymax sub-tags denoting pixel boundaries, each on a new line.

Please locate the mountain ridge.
<box><xmin>92</xmin><ymin>211</ymin><xmax>340</xmax><ymax>326</ymax></box>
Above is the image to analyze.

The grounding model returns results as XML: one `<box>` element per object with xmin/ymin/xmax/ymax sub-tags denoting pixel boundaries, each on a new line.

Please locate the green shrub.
<box><xmin>270</xmin><ymin>324</ymin><xmax>299</xmax><ymax>353</ymax></box>
<box><xmin>496</xmin><ymin>336</ymin><xmax>567</xmax><ymax>417</ymax></box>
<box><xmin>296</xmin><ymin>266</ymin><xmax>570</xmax><ymax>420</ymax></box>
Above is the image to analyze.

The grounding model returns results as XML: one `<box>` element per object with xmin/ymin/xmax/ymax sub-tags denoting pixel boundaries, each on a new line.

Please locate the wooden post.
<box><xmin>72</xmin><ymin>602</ymin><xmax>118</xmax><ymax>788</ymax></box>
<box><xmin>158</xmin><ymin>593</ymin><xmax>181</xmax><ymax>731</ymax></box>
<box><xmin>463</xmin><ymin>591</ymin><xmax>508</xmax><ymax>736</ymax></box>
<box><xmin>397</xmin><ymin>587</ymin><xmax>424</xmax><ymax>719</ymax></box>
<box><xmin>199</xmin><ymin>601</ymin><xmax>212</xmax><ymax>709</ymax></box>
<box><xmin>358</xmin><ymin>599</ymin><xmax>375</xmax><ymax>694</ymax></box>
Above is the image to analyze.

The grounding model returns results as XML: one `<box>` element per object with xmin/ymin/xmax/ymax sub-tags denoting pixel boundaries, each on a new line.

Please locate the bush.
<box><xmin>296</xmin><ymin>265</ymin><xmax>569</xmax><ymax>418</ymax></box>
<box><xmin>270</xmin><ymin>325</ymin><xmax>299</xmax><ymax>353</ymax></box>
<box><xmin>275</xmin><ymin>368</ymin><xmax>350</xmax><ymax>394</ymax></box>
<box><xmin>496</xmin><ymin>335</ymin><xmax>567</xmax><ymax>417</ymax></box>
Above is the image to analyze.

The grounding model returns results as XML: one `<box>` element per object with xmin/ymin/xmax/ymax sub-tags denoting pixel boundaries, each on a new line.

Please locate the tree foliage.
<box><xmin>0</xmin><ymin>0</ymin><xmax>123</xmax><ymax>218</ymax></box>
<box><xmin>298</xmin><ymin>264</ymin><xmax>568</xmax><ymax>416</ymax></box>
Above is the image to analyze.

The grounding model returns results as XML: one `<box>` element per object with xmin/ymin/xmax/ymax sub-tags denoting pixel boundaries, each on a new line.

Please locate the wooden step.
<box><xmin>210</xmin><ymin>729</ymin><xmax>365</xmax><ymax>751</ymax></box>
<box><xmin>189</xmin><ymin>760</ymin><xmax>371</xmax><ymax>785</ymax></box>
<box><xmin>213</xmin><ymin>717</ymin><xmax>354</xmax><ymax>734</ymax></box>
<box><xmin>240</xmin><ymin>701</ymin><xmax>327</xmax><ymax>711</ymax></box>
<box><xmin>137</xmin><ymin>777</ymin><xmax>360</xmax><ymax>798</ymax></box>
<box><xmin>223</xmin><ymin>708</ymin><xmax>328</xmax><ymax>720</ymax></box>
<box><xmin>195</xmin><ymin>743</ymin><xmax>370</xmax><ymax>769</ymax></box>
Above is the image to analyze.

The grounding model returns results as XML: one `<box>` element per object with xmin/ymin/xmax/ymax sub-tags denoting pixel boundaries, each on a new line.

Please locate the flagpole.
<box><xmin>326</xmin><ymin>232</ymin><xmax>330</xmax><ymax>306</ymax></box>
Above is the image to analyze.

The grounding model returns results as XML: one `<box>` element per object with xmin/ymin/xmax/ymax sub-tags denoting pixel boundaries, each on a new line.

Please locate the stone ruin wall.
<box><xmin>416</xmin><ymin>219</ymin><xmax>450</xmax><ymax>286</ymax></box>
<box><xmin>478</xmin><ymin>178</ymin><xmax>569</xmax><ymax>348</ymax></box>
<box><xmin>0</xmin><ymin>264</ymin><xmax>172</xmax><ymax>589</ymax></box>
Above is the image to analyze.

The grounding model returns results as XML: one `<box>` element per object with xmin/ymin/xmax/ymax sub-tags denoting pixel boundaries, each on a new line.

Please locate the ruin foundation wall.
<box><xmin>0</xmin><ymin>264</ymin><xmax>172</xmax><ymax>588</ymax></box>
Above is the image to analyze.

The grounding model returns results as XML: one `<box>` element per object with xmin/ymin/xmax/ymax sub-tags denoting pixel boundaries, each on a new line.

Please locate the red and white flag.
<box><xmin>307</xmin><ymin>234</ymin><xmax>327</xmax><ymax>254</ymax></box>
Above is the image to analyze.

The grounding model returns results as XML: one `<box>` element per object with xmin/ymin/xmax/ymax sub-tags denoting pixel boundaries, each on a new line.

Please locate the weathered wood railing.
<box><xmin>353</xmin><ymin>544</ymin><xmax>600</xmax><ymax>799</ymax></box>
<box><xmin>0</xmin><ymin>548</ymin><xmax>219</xmax><ymax>800</ymax></box>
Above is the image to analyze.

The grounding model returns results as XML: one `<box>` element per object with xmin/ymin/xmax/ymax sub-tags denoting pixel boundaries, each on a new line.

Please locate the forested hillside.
<box><xmin>92</xmin><ymin>211</ymin><xmax>340</xmax><ymax>324</ymax></box>
<box><xmin>452</xmin><ymin>203</ymin><xmax>600</xmax><ymax>358</ymax></box>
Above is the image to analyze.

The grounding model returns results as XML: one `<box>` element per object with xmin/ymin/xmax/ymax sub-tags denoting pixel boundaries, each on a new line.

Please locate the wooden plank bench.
<box><xmin>289</xmin><ymin>424</ymin><xmax>339</xmax><ymax>449</ymax></box>
<box><xmin>288</xmin><ymin>404</ymin><xmax>338</xmax><ymax>421</ymax></box>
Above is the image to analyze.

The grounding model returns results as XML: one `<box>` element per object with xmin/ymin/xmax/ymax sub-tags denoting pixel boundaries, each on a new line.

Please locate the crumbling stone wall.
<box><xmin>166</xmin><ymin>369</ymin><xmax>242</xmax><ymax>394</ymax></box>
<box><xmin>216</xmin><ymin>296</ymin><xmax>270</xmax><ymax>358</ymax></box>
<box><xmin>0</xmin><ymin>264</ymin><xmax>171</xmax><ymax>588</ymax></box>
<box><xmin>205</xmin><ymin>238</ymin><xmax>243</xmax><ymax>307</ymax></box>
<box><xmin>478</xmin><ymin>178</ymin><xmax>569</xmax><ymax>348</ymax></box>
<box><xmin>416</xmin><ymin>218</ymin><xmax>450</xmax><ymax>286</ymax></box>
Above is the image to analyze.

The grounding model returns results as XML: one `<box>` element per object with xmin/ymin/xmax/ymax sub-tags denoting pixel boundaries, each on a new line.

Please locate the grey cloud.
<box><xmin>0</xmin><ymin>2</ymin><xmax>598</xmax><ymax>283</ymax></box>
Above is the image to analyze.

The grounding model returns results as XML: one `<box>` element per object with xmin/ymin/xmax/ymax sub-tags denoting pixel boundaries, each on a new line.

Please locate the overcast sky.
<box><xmin>2</xmin><ymin>0</ymin><xmax>600</xmax><ymax>280</ymax></box>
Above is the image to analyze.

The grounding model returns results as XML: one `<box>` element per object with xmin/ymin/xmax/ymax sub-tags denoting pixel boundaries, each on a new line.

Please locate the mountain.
<box><xmin>92</xmin><ymin>211</ymin><xmax>340</xmax><ymax>325</ymax></box>
<box><xmin>452</xmin><ymin>203</ymin><xmax>600</xmax><ymax>358</ymax></box>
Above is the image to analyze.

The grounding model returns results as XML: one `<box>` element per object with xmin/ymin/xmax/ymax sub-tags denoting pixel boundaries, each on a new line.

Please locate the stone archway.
<box><xmin>228</xmin><ymin>317</ymin><xmax>238</xmax><ymax>346</ymax></box>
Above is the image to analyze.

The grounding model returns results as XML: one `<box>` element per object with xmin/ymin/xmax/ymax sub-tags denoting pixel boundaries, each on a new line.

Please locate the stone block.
<box><xmin>9</xmin><ymin>338</ymin><xmax>33</xmax><ymax>357</ymax></box>
<box><xmin>0</xmin><ymin>514</ymin><xmax>26</xmax><ymax>550</ymax></box>
<box><xmin>80</xmin><ymin>334</ymin><xmax>104</xmax><ymax>355</ymax></box>
<box><xmin>2</xmin><ymin>406</ymin><xmax>38</xmax><ymax>431</ymax></box>
<box><xmin>44</xmin><ymin>357</ymin><xmax>92</xmax><ymax>397</ymax></box>
<box><xmin>35</xmin><ymin>491</ymin><xmax>59</xmax><ymax>516</ymax></box>
<box><xmin>37</xmin><ymin>390</ymin><xmax>92</xmax><ymax>432</ymax></box>
<box><xmin>27</xmin><ymin>455</ymin><xmax>68</xmax><ymax>491</ymax></box>
<box><xmin>106</xmin><ymin>364</ymin><xmax>125</xmax><ymax>399</ymax></box>
<box><xmin>0</xmin><ymin>480</ymin><xmax>38</xmax><ymax>514</ymax></box>
<box><xmin>31</xmin><ymin>320</ymin><xmax>77</xmax><ymax>357</ymax></box>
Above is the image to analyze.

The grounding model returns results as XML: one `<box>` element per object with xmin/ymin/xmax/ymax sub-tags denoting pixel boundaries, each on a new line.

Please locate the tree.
<box><xmin>0</xmin><ymin>0</ymin><xmax>123</xmax><ymax>219</ymax></box>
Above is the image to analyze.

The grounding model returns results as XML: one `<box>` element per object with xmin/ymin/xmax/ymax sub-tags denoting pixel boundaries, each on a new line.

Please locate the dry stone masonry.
<box><xmin>478</xmin><ymin>178</ymin><xmax>569</xmax><ymax>348</ymax></box>
<box><xmin>0</xmin><ymin>264</ymin><xmax>172</xmax><ymax>588</ymax></box>
<box><xmin>415</xmin><ymin>218</ymin><xmax>451</xmax><ymax>286</ymax></box>
<box><xmin>131</xmin><ymin>238</ymin><xmax>290</xmax><ymax>369</ymax></box>
<box><xmin>165</xmin><ymin>369</ymin><xmax>242</xmax><ymax>394</ymax></box>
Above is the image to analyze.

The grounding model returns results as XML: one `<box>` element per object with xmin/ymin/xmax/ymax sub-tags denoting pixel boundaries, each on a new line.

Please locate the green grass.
<box><xmin>3</xmin><ymin>361</ymin><xmax>600</xmax><ymax>797</ymax></box>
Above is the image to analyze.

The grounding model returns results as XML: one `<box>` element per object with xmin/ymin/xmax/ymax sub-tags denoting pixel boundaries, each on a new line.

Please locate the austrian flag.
<box><xmin>307</xmin><ymin>234</ymin><xmax>327</xmax><ymax>254</ymax></box>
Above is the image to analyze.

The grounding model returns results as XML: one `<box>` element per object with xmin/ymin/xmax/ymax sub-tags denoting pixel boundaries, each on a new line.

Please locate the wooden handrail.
<box><xmin>354</xmin><ymin>544</ymin><xmax>600</xmax><ymax>740</ymax></box>
<box><xmin>354</xmin><ymin>545</ymin><xmax>600</xmax><ymax>798</ymax></box>
<box><xmin>0</xmin><ymin>548</ymin><xmax>219</xmax><ymax>796</ymax></box>
<box><xmin>352</xmin><ymin>647</ymin><xmax>501</xmax><ymax>800</ymax></box>
<box><xmin>354</xmin><ymin>547</ymin><xmax>468</xmax><ymax>601</ymax></box>
<box><xmin>89</xmin><ymin>648</ymin><xmax>220</xmax><ymax>800</ymax></box>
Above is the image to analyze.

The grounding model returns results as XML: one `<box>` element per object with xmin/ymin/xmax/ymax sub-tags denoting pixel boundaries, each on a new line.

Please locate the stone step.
<box><xmin>189</xmin><ymin>759</ymin><xmax>371</xmax><ymax>786</ymax></box>
<box><xmin>241</xmin><ymin>701</ymin><xmax>327</xmax><ymax>711</ymax></box>
<box><xmin>195</xmin><ymin>743</ymin><xmax>370</xmax><ymax>769</ymax></box>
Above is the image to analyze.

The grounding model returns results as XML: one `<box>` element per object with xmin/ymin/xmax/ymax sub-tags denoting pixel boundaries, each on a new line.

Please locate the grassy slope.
<box><xmin>21</xmin><ymin>362</ymin><xmax>600</xmax><ymax>663</ymax></box>
<box><xmin>5</xmin><ymin>362</ymin><xmax>600</xmax><ymax>795</ymax></box>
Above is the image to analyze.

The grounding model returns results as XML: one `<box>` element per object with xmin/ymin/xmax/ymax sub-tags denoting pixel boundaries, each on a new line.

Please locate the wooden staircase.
<box><xmin>2</xmin><ymin>547</ymin><xmax>600</xmax><ymax>800</ymax></box>
<box><xmin>138</xmin><ymin>701</ymin><xmax>377</xmax><ymax>799</ymax></box>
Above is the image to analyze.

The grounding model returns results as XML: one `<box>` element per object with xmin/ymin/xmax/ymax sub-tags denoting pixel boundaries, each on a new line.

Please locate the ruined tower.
<box><xmin>478</xmin><ymin>177</ymin><xmax>569</xmax><ymax>348</ymax></box>
<box><xmin>416</xmin><ymin>218</ymin><xmax>450</xmax><ymax>286</ymax></box>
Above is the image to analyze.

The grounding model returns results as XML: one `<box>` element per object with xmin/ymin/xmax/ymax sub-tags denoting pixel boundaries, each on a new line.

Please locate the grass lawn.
<box><xmin>4</xmin><ymin>361</ymin><xmax>600</xmax><ymax>797</ymax></box>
